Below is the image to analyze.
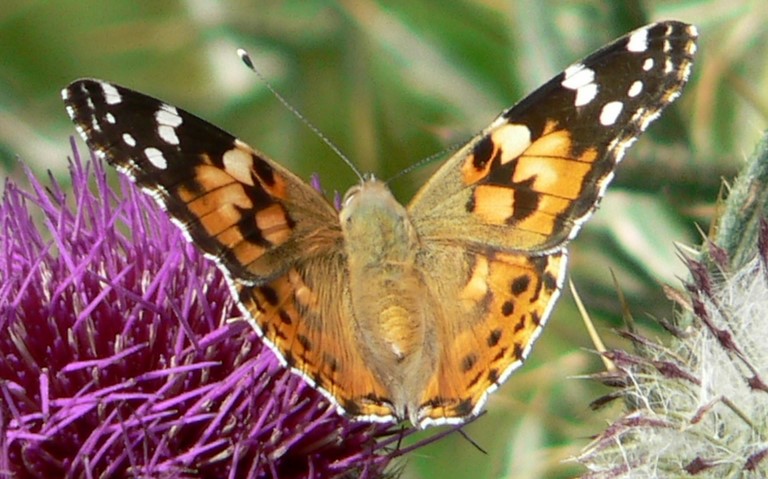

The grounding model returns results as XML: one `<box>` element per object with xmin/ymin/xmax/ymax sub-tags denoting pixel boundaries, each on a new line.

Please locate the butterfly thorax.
<box><xmin>340</xmin><ymin>180</ymin><xmax>437</xmax><ymax>414</ymax></box>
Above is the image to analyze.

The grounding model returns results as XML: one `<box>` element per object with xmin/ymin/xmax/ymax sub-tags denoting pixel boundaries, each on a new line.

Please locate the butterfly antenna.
<box><xmin>237</xmin><ymin>48</ymin><xmax>364</xmax><ymax>182</ymax></box>
<box><xmin>386</xmin><ymin>137</ymin><xmax>466</xmax><ymax>184</ymax></box>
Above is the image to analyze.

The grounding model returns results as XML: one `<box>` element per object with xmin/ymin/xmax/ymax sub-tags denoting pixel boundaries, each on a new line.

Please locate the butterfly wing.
<box><xmin>64</xmin><ymin>79</ymin><xmax>340</xmax><ymax>282</ymax></box>
<box><xmin>415</xmin><ymin>246</ymin><xmax>565</xmax><ymax>426</ymax></box>
<box><xmin>409</xmin><ymin>21</ymin><xmax>697</xmax><ymax>254</ymax></box>
<box><xmin>63</xmin><ymin>79</ymin><xmax>397</xmax><ymax>421</ymax></box>
<box><xmin>407</xmin><ymin>21</ymin><xmax>697</xmax><ymax>426</ymax></box>
<box><xmin>234</xmin><ymin>255</ymin><xmax>397</xmax><ymax>422</ymax></box>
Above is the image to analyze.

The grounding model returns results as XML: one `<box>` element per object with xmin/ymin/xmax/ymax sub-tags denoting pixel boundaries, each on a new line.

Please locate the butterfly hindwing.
<box><xmin>414</xmin><ymin>245</ymin><xmax>566</xmax><ymax>425</ymax></box>
<box><xmin>234</xmin><ymin>256</ymin><xmax>398</xmax><ymax>422</ymax></box>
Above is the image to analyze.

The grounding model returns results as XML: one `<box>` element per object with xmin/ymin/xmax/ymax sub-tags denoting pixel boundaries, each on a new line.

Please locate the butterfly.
<box><xmin>63</xmin><ymin>21</ymin><xmax>697</xmax><ymax>429</ymax></box>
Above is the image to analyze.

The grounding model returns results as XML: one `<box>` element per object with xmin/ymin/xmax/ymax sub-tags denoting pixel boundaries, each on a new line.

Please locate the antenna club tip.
<box><xmin>237</xmin><ymin>48</ymin><xmax>254</xmax><ymax>69</ymax></box>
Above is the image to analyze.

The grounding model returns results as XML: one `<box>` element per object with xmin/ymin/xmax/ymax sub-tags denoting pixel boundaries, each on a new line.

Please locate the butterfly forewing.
<box><xmin>63</xmin><ymin>21</ymin><xmax>697</xmax><ymax>429</ymax></box>
<box><xmin>409</xmin><ymin>21</ymin><xmax>697</xmax><ymax>253</ymax></box>
<box><xmin>63</xmin><ymin>80</ymin><xmax>340</xmax><ymax>283</ymax></box>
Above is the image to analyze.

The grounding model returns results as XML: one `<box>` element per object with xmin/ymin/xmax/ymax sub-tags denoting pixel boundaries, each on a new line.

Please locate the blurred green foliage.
<box><xmin>2</xmin><ymin>1</ymin><xmax>766</xmax><ymax>478</ymax></box>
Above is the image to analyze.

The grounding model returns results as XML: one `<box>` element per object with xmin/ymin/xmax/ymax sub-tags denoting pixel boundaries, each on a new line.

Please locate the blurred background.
<box><xmin>1</xmin><ymin>1</ymin><xmax>766</xmax><ymax>477</ymax></box>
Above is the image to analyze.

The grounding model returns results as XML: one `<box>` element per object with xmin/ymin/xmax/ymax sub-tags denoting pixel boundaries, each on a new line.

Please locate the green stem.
<box><xmin>712</xmin><ymin>131</ymin><xmax>768</xmax><ymax>270</ymax></box>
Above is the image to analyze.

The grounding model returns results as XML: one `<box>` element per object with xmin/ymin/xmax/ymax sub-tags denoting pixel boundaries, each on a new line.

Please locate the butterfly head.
<box><xmin>341</xmin><ymin>178</ymin><xmax>402</xmax><ymax>228</ymax></box>
<box><xmin>339</xmin><ymin>178</ymin><xmax>419</xmax><ymax>266</ymax></box>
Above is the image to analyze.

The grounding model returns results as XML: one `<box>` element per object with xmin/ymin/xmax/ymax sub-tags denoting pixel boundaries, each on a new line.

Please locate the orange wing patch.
<box><xmin>464</xmin><ymin>120</ymin><xmax>604</xmax><ymax>243</ymax></box>
<box><xmin>461</xmin><ymin>122</ymin><xmax>532</xmax><ymax>185</ymax></box>
<box><xmin>167</xmin><ymin>143</ymin><xmax>301</xmax><ymax>280</ymax></box>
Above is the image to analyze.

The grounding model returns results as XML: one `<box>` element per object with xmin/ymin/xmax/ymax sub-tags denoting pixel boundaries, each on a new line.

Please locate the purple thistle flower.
<box><xmin>0</xmin><ymin>140</ymin><xmax>414</xmax><ymax>478</ymax></box>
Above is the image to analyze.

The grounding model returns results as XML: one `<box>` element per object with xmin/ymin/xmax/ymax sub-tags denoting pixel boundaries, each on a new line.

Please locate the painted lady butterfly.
<box><xmin>63</xmin><ymin>21</ymin><xmax>697</xmax><ymax>428</ymax></box>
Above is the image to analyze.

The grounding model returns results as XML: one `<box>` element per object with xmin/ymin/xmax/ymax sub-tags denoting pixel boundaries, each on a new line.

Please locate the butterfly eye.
<box><xmin>341</xmin><ymin>186</ymin><xmax>362</xmax><ymax>209</ymax></box>
<box><xmin>339</xmin><ymin>186</ymin><xmax>362</xmax><ymax>227</ymax></box>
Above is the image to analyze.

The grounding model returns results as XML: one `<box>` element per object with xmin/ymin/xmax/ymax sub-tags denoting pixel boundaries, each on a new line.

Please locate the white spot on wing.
<box><xmin>643</xmin><ymin>58</ymin><xmax>654</xmax><ymax>71</ymax></box>
<box><xmin>144</xmin><ymin>147</ymin><xmax>168</xmax><ymax>170</ymax></box>
<box><xmin>574</xmin><ymin>83</ymin><xmax>598</xmax><ymax>107</ymax></box>
<box><xmin>561</xmin><ymin>64</ymin><xmax>598</xmax><ymax>107</ymax></box>
<box><xmin>686</xmin><ymin>28</ymin><xmax>698</xmax><ymax>54</ymax></box>
<box><xmin>91</xmin><ymin>147</ymin><xmax>107</xmax><ymax>159</ymax></box>
<box><xmin>106</xmin><ymin>113</ymin><xmax>116</xmax><ymax>124</ymax></box>
<box><xmin>73</xmin><ymin>124</ymin><xmax>87</xmax><ymax>138</ymax></box>
<box><xmin>156</xmin><ymin>105</ymin><xmax>183</xmax><ymax>127</ymax></box>
<box><xmin>122</xmin><ymin>133</ymin><xmax>136</xmax><ymax>147</ymax></box>
<box><xmin>606</xmin><ymin>136</ymin><xmax>636</xmax><ymax>166</ymax></box>
<box><xmin>223</xmin><ymin>147</ymin><xmax>257</xmax><ymax>185</ymax></box>
<box><xmin>627</xmin><ymin>80</ymin><xmax>643</xmax><ymax>98</ymax></box>
<box><xmin>158</xmin><ymin>125</ymin><xmax>180</xmax><ymax>145</ymax></box>
<box><xmin>99</xmin><ymin>81</ymin><xmax>122</xmax><ymax>105</ymax></box>
<box><xmin>491</xmin><ymin>123</ymin><xmax>532</xmax><ymax>165</ymax></box>
<box><xmin>561</xmin><ymin>64</ymin><xmax>594</xmax><ymax>90</ymax></box>
<box><xmin>156</xmin><ymin>105</ymin><xmax>183</xmax><ymax>145</ymax></box>
<box><xmin>636</xmin><ymin>108</ymin><xmax>661</xmax><ymax>132</ymax></box>
<box><xmin>140</xmin><ymin>186</ymin><xmax>169</xmax><ymax>210</ymax></box>
<box><xmin>170</xmin><ymin>217</ymin><xmax>195</xmax><ymax>243</ymax></box>
<box><xmin>626</xmin><ymin>27</ymin><xmax>649</xmax><ymax>52</ymax></box>
<box><xmin>599</xmin><ymin>101</ymin><xmax>623</xmax><ymax>126</ymax></box>
<box><xmin>680</xmin><ymin>61</ymin><xmax>693</xmax><ymax>81</ymax></box>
